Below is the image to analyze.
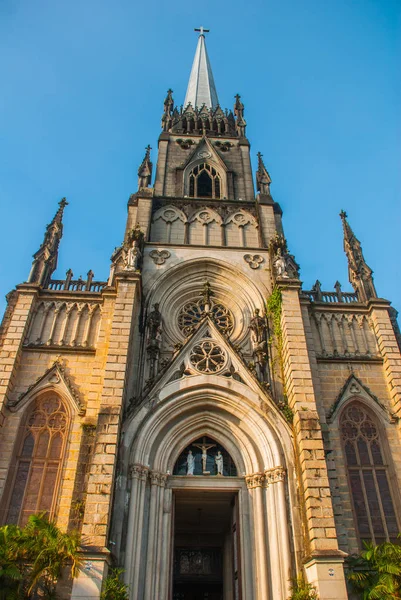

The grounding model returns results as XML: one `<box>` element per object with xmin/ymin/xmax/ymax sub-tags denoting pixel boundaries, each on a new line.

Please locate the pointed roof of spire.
<box><xmin>184</xmin><ymin>27</ymin><xmax>219</xmax><ymax>110</ymax></box>
<box><xmin>339</xmin><ymin>210</ymin><xmax>377</xmax><ymax>302</ymax></box>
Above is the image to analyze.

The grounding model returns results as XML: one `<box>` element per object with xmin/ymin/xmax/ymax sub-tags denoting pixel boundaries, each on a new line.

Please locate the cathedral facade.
<box><xmin>1</xmin><ymin>30</ymin><xmax>401</xmax><ymax>600</ymax></box>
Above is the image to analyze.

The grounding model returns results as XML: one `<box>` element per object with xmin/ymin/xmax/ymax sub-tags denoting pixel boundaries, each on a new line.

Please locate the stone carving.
<box><xmin>149</xmin><ymin>249</ymin><xmax>171</xmax><ymax>265</ymax></box>
<box><xmin>243</xmin><ymin>254</ymin><xmax>264</xmax><ymax>270</ymax></box>
<box><xmin>146</xmin><ymin>304</ymin><xmax>162</xmax><ymax>379</ymax></box>
<box><xmin>256</xmin><ymin>152</ymin><xmax>272</xmax><ymax>195</ymax></box>
<box><xmin>215</xmin><ymin>450</ymin><xmax>224</xmax><ymax>475</ymax></box>
<box><xmin>177</xmin><ymin>283</ymin><xmax>234</xmax><ymax>337</ymax></box>
<box><xmin>190</xmin><ymin>340</ymin><xmax>226</xmax><ymax>374</ymax></box>
<box><xmin>186</xmin><ymin>450</ymin><xmax>195</xmax><ymax>475</ymax></box>
<box><xmin>269</xmin><ymin>233</ymin><xmax>299</xmax><ymax>281</ymax></box>
<box><xmin>249</xmin><ymin>309</ymin><xmax>269</xmax><ymax>383</ymax></box>
<box><xmin>124</xmin><ymin>224</ymin><xmax>144</xmax><ymax>271</ymax></box>
<box><xmin>193</xmin><ymin>441</ymin><xmax>216</xmax><ymax>474</ymax></box>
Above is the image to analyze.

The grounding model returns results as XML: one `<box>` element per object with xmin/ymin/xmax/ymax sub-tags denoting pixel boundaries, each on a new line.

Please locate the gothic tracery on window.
<box><xmin>190</xmin><ymin>340</ymin><xmax>226</xmax><ymax>373</ymax></box>
<box><xmin>178</xmin><ymin>300</ymin><xmax>234</xmax><ymax>336</ymax></box>
<box><xmin>6</xmin><ymin>394</ymin><xmax>68</xmax><ymax>525</ymax></box>
<box><xmin>188</xmin><ymin>163</ymin><xmax>221</xmax><ymax>199</ymax></box>
<box><xmin>341</xmin><ymin>402</ymin><xmax>399</xmax><ymax>545</ymax></box>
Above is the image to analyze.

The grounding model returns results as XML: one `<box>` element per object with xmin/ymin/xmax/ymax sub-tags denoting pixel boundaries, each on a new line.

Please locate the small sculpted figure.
<box><xmin>186</xmin><ymin>450</ymin><xmax>195</xmax><ymax>475</ymax></box>
<box><xmin>215</xmin><ymin>450</ymin><xmax>224</xmax><ymax>476</ymax></box>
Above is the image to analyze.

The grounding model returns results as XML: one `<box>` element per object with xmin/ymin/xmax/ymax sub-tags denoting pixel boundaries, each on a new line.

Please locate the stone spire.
<box><xmin>256</xmin><ymin>152</ymin><xmax>272</xmax><ymax>196</ymax></box>
<box><xmin>184</xmin><ymin>27</ymin><xmax>219</xmax><ymax>110</ymax></box>
<box><xmin>340</xmin><ymin>210</ymin><xmax>377</xmax><ymax>302</ymax></box>
<box><xmin>137</xmin><ymin>145</ymin><xmax>153</xmax><ymax>190</ymax></box>
<box><xmin>27</xmin><ymin>198</ymin><xmax>68</xmax><ymax>287</ymax></box>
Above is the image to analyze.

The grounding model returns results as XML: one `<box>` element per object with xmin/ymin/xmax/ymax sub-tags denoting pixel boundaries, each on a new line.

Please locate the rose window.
<box><xmin>190</xmin><ymin>340</ymin><xmax>226</xmax><ymax>373</ymax></box>
<box><xmin>178</xmin><ymin>301</ymin><xmax>233</xmax><ymax>336</ymax></box>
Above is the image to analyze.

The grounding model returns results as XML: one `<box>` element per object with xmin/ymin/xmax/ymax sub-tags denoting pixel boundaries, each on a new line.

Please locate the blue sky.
<box><xmin>0</xmin><ymin>0</ymin><xmax>400</xmax><ymax>316</ymax></box>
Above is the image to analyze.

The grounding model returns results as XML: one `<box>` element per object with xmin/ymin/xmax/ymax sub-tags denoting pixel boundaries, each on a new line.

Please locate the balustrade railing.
<box><xmin>305</xmin><ymin>280</ymin><xmax>358</xmax><ymax>304</ymax></box>
<box><xmin>46</xmin><ymin>270</ymin><xmax>107</xmax><ymax>293</ymax></box>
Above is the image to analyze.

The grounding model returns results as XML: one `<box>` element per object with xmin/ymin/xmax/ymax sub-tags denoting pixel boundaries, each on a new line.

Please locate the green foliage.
<box><xmin>0</xmin><ymin>513</ymin><xmax>82</xmax><ymax>599</ymax></box>
<box><xmin>100</xmin><ymin>568</ymin><xmax>129</xmax><ymax>600</ymax></box>
<box><xmin>267</xmin><ymin>287</ymin><xmax>293</xmax><ymax>423</ymax></box>
<box><xmin>346</xmin><ymin>539</ymin><xmax>401</xmax><ymax>599</ymax></box>
<box><xmin>288</xmin><ymin>575</ymin><xmax>319</xmax><ymax>600</ymax></box>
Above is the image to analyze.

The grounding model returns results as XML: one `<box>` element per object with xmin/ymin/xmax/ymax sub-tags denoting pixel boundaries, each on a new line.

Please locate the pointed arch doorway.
<box><xmin>171</xmin><ymin>437</ymin><xmax>242</xmax><ymax>600</ymax></box>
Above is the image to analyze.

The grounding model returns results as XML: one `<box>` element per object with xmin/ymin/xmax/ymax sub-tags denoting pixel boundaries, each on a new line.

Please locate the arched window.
<box><xmin>188</xmin><ymin>163</ymin><xmax>221</xmax><ymax>199</ymax></box>
<box><xmin>6</xmin><ymin>394</ymin><xmax>69</xmax><ymax>525</ymax></box>
<box><xmin>340</xmin><ymin>402</ymin><xmax>399</xmax><ymax>545</ymax></box>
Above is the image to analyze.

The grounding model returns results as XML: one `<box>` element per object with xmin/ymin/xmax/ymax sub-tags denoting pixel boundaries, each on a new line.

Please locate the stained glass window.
<box><xmin>341</xmin><ymin>402</ymin><xmax>399</xmax><ymax>545</ymax></box>
<box><xmin>6</xmin><ymin>394</ymin><xmax>68</xmax><ymax>525</ymax></box>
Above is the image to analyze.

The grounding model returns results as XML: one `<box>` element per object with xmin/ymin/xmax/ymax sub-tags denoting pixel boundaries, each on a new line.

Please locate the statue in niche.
<box><xmin>273</xmin><ymin>247</ymin><xmax>288</xmax><ymax>278</ymax></box>
<box><xmin>123</xmin><ymin>224</ymin><xmax>144</xmax><ymax>271</ymax></box>
<box><xmin>193</xmin><ymin>440</ymin><xmax>216</xmax><ymax>474</ymax></box>
<box><xmin>186</xmin><ymin>450</ymin><xmax>195</xmax><ymax>476</ymax></box>
<box><xmin>215</xmin><ymin>450</ymin><xmax>224</xmax><ymax>476</ymax></box>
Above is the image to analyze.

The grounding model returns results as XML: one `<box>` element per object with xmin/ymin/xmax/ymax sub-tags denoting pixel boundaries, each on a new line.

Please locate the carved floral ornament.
<box><xmin>243</xmin><ymin>254</ymin><xmax>264</xmax><ymax>270</ymax></box>
<box><xmin>149</xmin><ymin>249</ymin><xmax>171</xmax><ymax>265</ymax></box>
<box><xmin>189</xmin><ymin>340</ymin><xmax>227</xmax><ymax>374</ymax></box>
<box><xmin>245</xmin><ymin>467</ymin><xmax>286</xmax><ymax>489</ymax></box>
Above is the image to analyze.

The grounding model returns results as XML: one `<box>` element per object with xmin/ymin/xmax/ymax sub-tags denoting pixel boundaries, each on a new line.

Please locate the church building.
<box><xmin>1</xmin><ymin>29</ymin><xmax>401</xmax><ymax>600</ymax></box>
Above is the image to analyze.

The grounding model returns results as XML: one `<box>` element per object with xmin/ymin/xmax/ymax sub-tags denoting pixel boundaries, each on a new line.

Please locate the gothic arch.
<box><xmin>150</xmin><ymin>205</ymin><xmax>187</xmax><ymax>244</ymax></box>
<box><xmin>183</xmin><ymin>157</ymin><xmax>228</xmax><ymax>199</ymax></box>
<box><xmin>143</xmin><ymin>257</ymin><xmax>269</xmax><ymax>346</ymax></box>
<box><xmin>120</xmin><ymin>378</ymin><xmax>296</xmax><ymax>600</ymax></box>
<box><xmin>2</xmin><ymin>390</ymin><xmax>71</xmax><ymax>525</ymax></box>
<box><xmin>338</xmin><ymin>399</ymin><xmax>400</xmax><ymax>545</ymax></box>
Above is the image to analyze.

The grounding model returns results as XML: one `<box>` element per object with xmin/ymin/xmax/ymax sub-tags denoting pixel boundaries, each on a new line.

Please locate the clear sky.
<box><xmin>0</xmin><ymin>0</ymin><xmax>400</xmax><ymax>317</ymax></box>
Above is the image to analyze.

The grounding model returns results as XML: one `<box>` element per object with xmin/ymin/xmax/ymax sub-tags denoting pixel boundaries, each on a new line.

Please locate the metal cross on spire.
<box><xmin>194</xmin><ymin>26</ymin><xmax>210</xmax><ymax>36</ymax></box>
<box><xmin>184</xmin><ymin>26</ymin><xmax>219</xmax><ymax>109</ymax></box>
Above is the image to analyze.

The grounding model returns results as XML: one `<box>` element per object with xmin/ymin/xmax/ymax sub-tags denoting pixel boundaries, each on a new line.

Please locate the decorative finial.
<box><xmin>194</xmin><ymin>26</ymin><xmax>210</xmax><ymax>36</ymax></box>
<box><xmin>137</xmin><ymin>146</ymin><xmax>153</xmax><ymax>189</ymax></box>
<box><xmin>256</xmin><ymin>152</ymin><xmax>271</xmax><ymax>195</ymax></box>
<box><xmin>339</xmin><ymin>209</ymin><xmax>347</xmax><ymax>220</ymax></box>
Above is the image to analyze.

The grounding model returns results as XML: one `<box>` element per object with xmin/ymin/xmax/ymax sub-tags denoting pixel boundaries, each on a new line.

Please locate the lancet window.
<box><xmin>340</xmin><ymin>402</ymin><xmax>399</xmax><ymax>545</ymax></box>
<box><xmin>188</xmin><ymin>163</ymin><xmax>221</xmax><ymax>199</ymax></box>
<box><xmin>5</xmin><ymin>394</ymin><xmax>69</xmax><ymax>525</ymax></box>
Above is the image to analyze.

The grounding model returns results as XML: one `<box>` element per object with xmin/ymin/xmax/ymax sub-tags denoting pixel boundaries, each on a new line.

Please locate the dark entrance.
<box><xmin>172</xmin><ymin>490</ymin><xmax>240</xmax><ymax>600</ymax></box>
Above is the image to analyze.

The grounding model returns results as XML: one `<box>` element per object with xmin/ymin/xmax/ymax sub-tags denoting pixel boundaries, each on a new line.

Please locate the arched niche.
<box><xmin>173</xmin><ymin>436</ymin><xmax>238</xmax><ymax>477</ymax></box>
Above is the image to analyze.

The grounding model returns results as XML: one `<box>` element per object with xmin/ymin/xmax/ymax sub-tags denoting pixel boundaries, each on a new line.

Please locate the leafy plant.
<box><xmin>346</xmin><ymin>539</ymin><xmax>401</xmax><ymax>599</ymax></box>
<box><xmin>100</xmin><ymin>568</ymin><xmax>129</xmax><ymax>600</ymax></box>
<box><xmin>288</xmin><ymin>575</ymin><xmax>319</xmax><ymax>600</ymax></box>
<box><xmin>0</xmin><ymin>513</ymin><xmax>82</xmax><ymax>599</ymax></box>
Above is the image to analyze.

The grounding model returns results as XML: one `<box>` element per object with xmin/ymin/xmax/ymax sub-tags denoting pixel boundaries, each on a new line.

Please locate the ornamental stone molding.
<box><xmin>243</xmin><ymin>254</ymin><xmax>264</xmax><ymax>269</ymax></box>
<box><xmin>149</xmin><ymin>249</ymin><xmax>171</xmax><ymax>265</ymax></box>
<box><xmin>246</xmin><ymin>467</ymin><xmax>286</xmax><ymax>488</ymax></box>
<box><xmin>129</xmin><ymin>464</ymin><xmax>150</xmax><ymax>481</ymax></box>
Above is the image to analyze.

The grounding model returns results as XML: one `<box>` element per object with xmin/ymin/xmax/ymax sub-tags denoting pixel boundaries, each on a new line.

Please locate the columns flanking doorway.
<box><xmin>169</xmin><ymin>477</ymin><xmax>249</xmax><ymax>600</ymax></box>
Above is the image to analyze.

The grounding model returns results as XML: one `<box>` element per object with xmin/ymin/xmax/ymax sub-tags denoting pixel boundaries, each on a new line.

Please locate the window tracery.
<box><xmin>178</xmin><ymin>300</ymin><xmax>233</xmax><ymax>336</ymax></box>
<box><xmin>6</xmin><ymin>394</ymin><xmax>69</xmax><ymax>525</ymax></box>
<box><xmin>190</xmin><ymin>340</ymin><xmax>226</xmax><ymax>373</ymax></box>
<box><xmin>340</xmin><ymin>402</ymin><xmax>399</xmax><ymax>545</ymax></box>
<box><xmin>188</xmin><ymin>163</ymin><xmax>221</xmax><ymax>199</ymax></box>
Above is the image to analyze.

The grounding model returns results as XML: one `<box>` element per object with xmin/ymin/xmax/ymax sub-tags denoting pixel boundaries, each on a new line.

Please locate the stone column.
<box><xmin>158</xmin><ymin>487</ymin><xmax>173</xmax><ymax>600</ymax></box>
<box><xmin>278</xmin><ymin>280</ymin><xmax>348</xmax><ymax>599</ymax></box>
<box><xmin>264</xmin><ymin>467</ymin><xmax>291</xmax><ymax>600</ymax></box>
<box><xmin>369</xmin><ymin>298</ymin><xmax>401</xmax><ymax>416</ymax></box>
<box><xmin>124</xmin><ymin>465</ymin><xmax>149</xmax><ymax>588</ymax></box>
<box><xmin>246</xmin><ymin>473</ymin><xmax>269</xmax><ymax>600</ymax></box>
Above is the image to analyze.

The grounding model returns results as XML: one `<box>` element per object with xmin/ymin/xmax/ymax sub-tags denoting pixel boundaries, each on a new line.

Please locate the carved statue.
<box><xmin>186</xmin><ymin>450</ymin><xmax>195</xmax><ymax>476</ymax></box>
<box><xmin>215</xmin><ymin>450</ymin><xmax>224</xmax><ymax>476</ymax></box>
<box><xmin>273</xmin><ymin>247</ymin><xmax>288</xmax><ymax>278</ymax></box>
<box><xmin>249</xmin><ymin>309</ymin><xmax>267</xmax><ymax>346</ymax></box>
<box><xmin>193</xmin><ymin>441</ymin><xmax>216</xmax><ymax>473</ymax></box>
<box><xmin>147</xmin><ymin>303</ymin><xmax>162</xmax><ymax>342</ymax></box>
<box><xmin>124</xmin><ymin>225</ymin><xmax>144</xmax><ymax>271</ymax></box>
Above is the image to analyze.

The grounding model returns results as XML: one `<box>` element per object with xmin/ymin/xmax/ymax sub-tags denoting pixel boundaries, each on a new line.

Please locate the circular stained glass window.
<box><xmin>189</xmin><ymin>340</ymin><xmax>226</xmax><ymax>373</ymax></box>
